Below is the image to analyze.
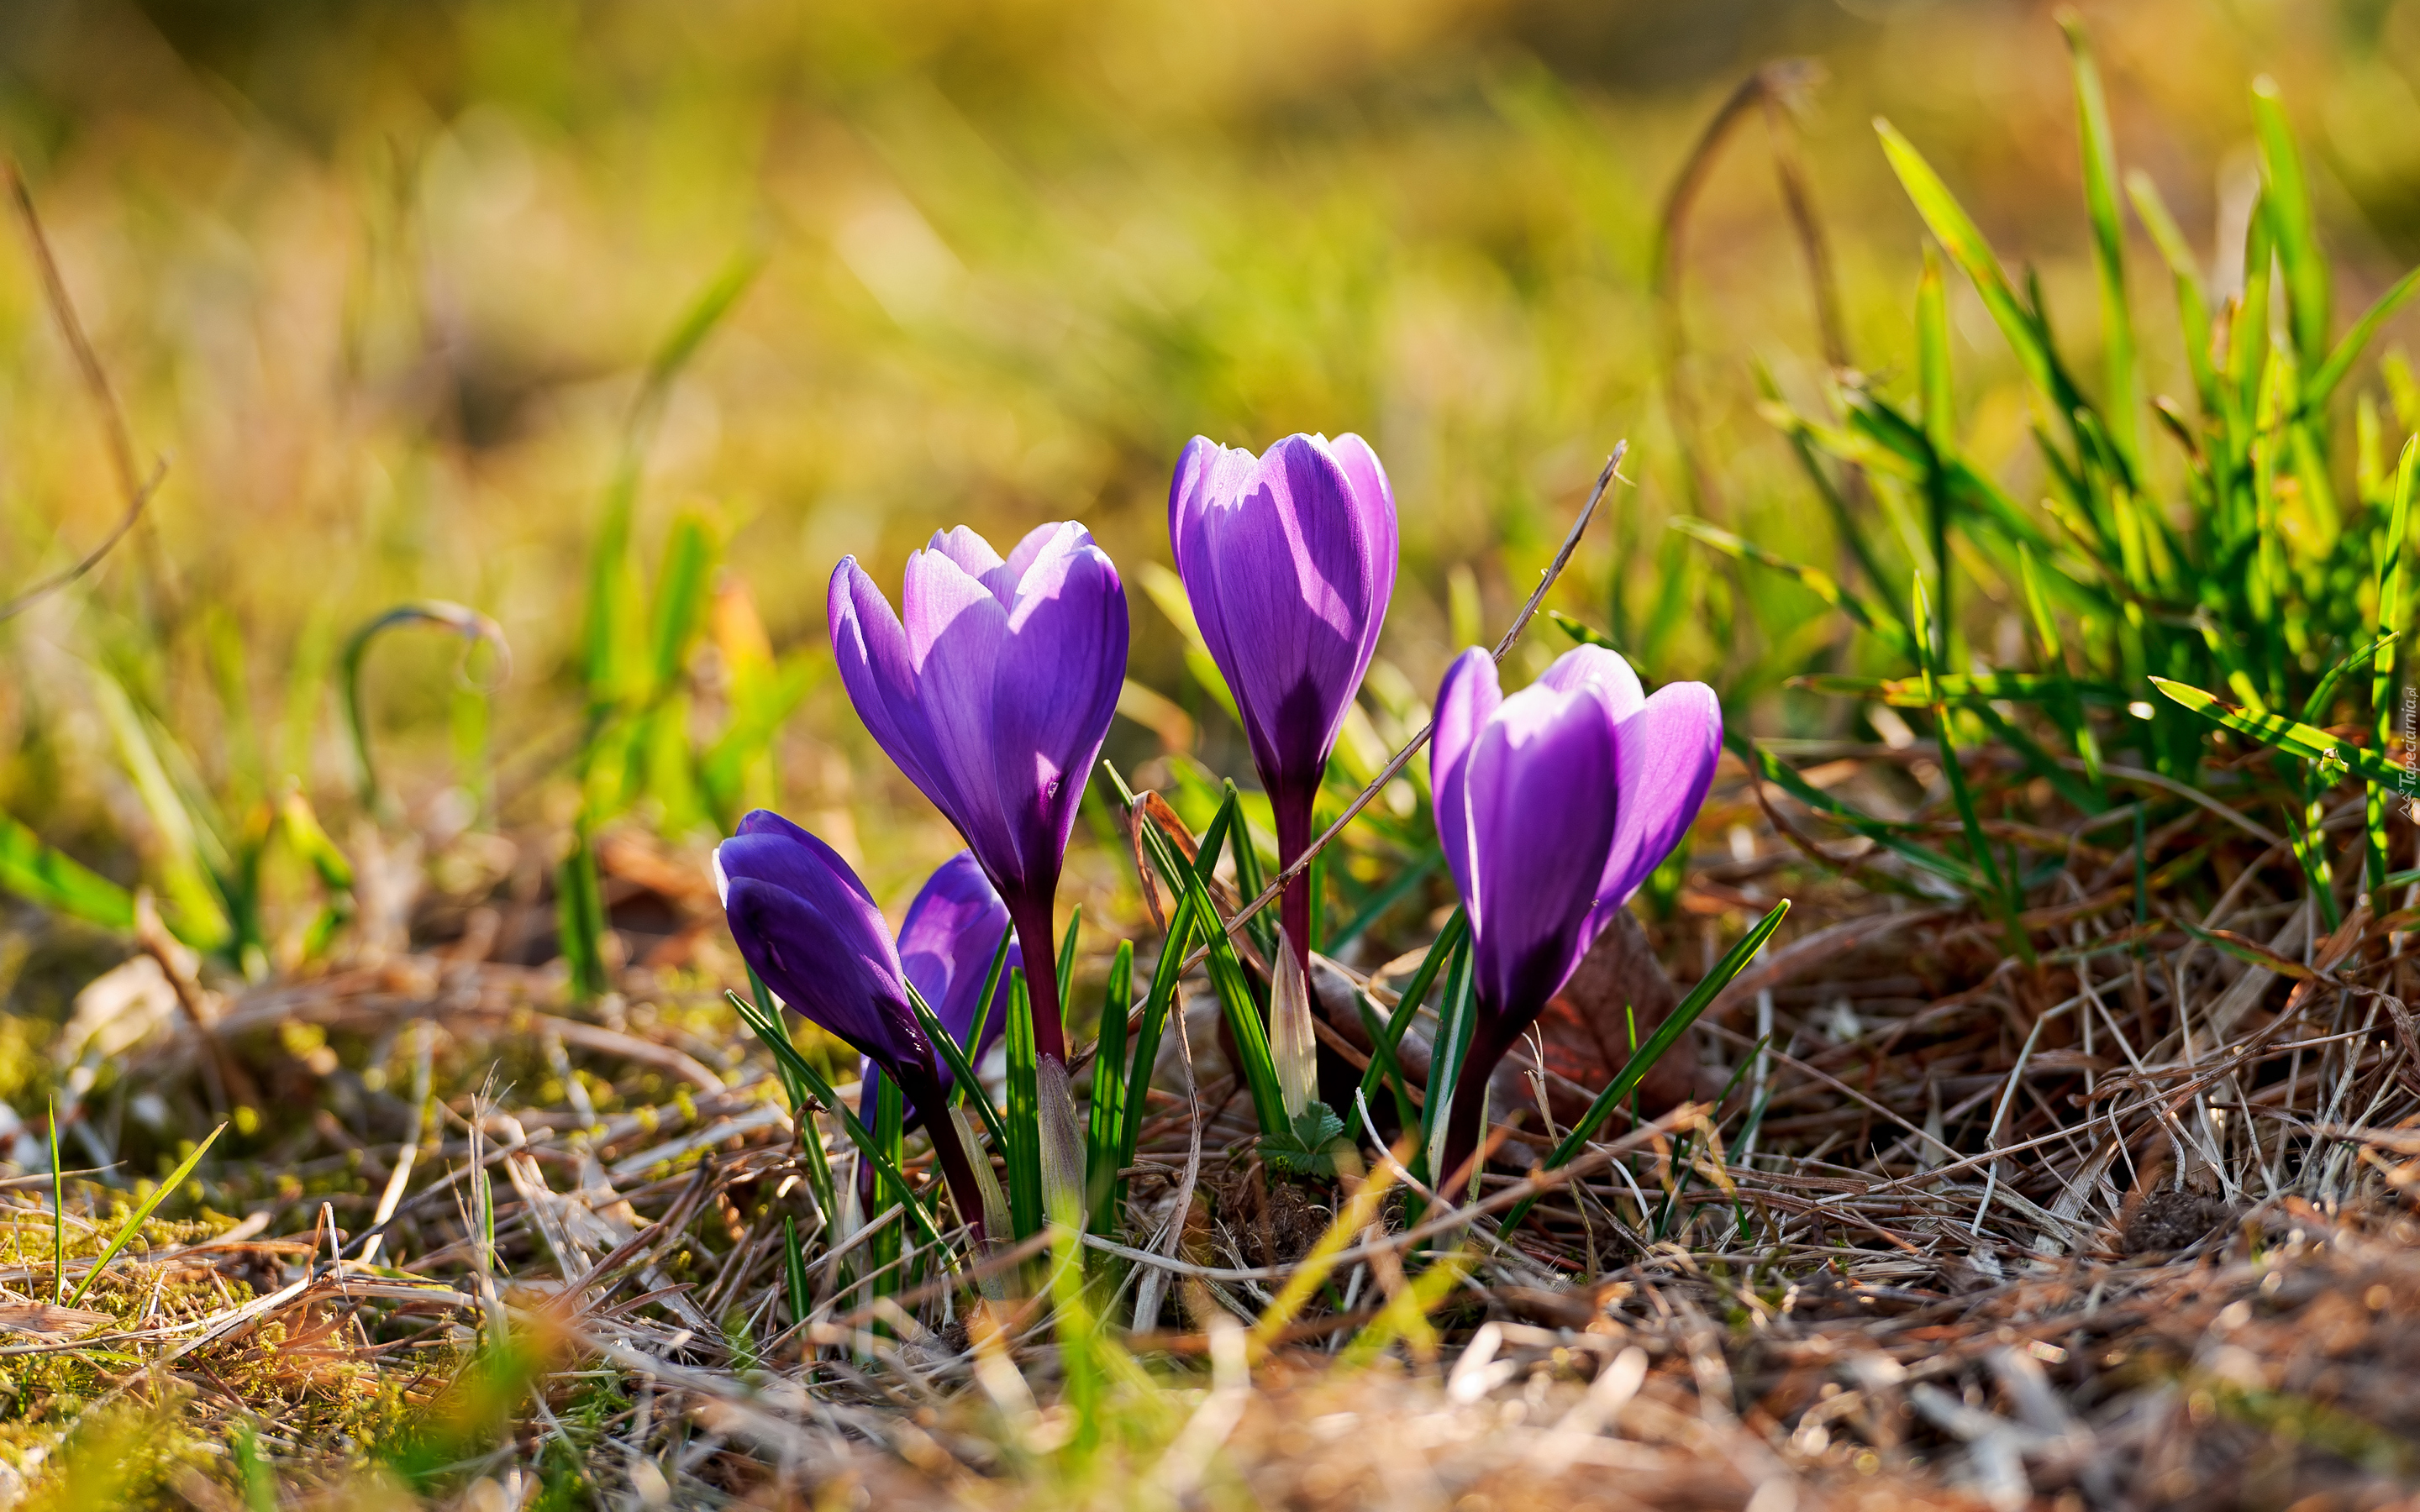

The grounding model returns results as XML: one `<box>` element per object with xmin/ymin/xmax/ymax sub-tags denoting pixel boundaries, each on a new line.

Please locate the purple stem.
<box><xmin>1274</xmin><ymin>785</ymin><xmax>1316</xmax><ymax>985</ymax></box>
<box><xmin>894</xmin><ymin>1063</ymin><xmax>991</xmax><ymax>1240</ymax></box>
<box><xmin>1005</xmin><ymin>893</ymin><xmax>1068</xmax><ymax>1066</ymax></box>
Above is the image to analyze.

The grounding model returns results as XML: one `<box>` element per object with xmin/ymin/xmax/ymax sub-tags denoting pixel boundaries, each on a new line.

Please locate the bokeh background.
<box><xmin>0</xmin><ymin>0</ymin><xmax>2415</xmax><ymax>940</ymax></box>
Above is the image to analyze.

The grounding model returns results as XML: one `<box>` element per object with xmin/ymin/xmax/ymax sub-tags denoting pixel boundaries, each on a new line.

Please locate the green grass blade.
<box><xmin>727</xmin><ymin>988</ymin><xmax>947</xmax><ymax>1252</ymax></box>
<box><xmin>2020</xmin><ymin>543</ymin><xmax>2104</xmax><ymax>786</ymax></box>
<box><xmin>2066</xmin><ymin>16</ymin><xmax>2140</xmax><ymax>472</ymax></box>
<box><xmin>955</xmin><ymin>924</ymin><xmax>1014</xmax><ymax>1109</ymax></box>
<box><xmin>0</xmin><ymin>813</ymin><xmax>134</xmax><ymax>932</ymax></box>
<box><xmin>1670</xmin><ymin>517</ymin><xmax>1912</xmax><ymax>657</ymax></box>
<box><xmin>782</xmin><ymin>1213</ymin><xmax>811</xmax><ymax>1326</ymax></box>
<box><xmin>1003</xmin><ymin>970</ymin><xmax>1044</xmax><ymax>1239</ymax></box>
<box><xmin>1356</xmin><ymin>908</ymin><xmax>1468</xmax><ymax>1109</ymax></box>
<box><xmin>1918</xmin><ymin>250</ymin><xmax>1955</xmax><ymax>650</ymax></box>
<box><xmin>69</xmin><ymin>1121</ymin><xmax>225</xmax><ymax>1307</ymax></box>
<box><xmin>744</xmin><ymin>968</ymin><xmax>834</xmax><ymax>1223</ymax></box>
<box><xmin>1914</xmin><ymin>575</ymin><xmax>2017</xmax><ymax>920</ymax></box>
<box><xmin>645</xmin><ymin>511</ymin><xmax>718</xmax><ymax>698</ymax></box>
<box><xmin>904</xmin><ymin>980</ymin><xmax>1008</xmax><ymax>1156</ymax></box>
<box><xmin>2308</xmin><ymin>265</ymin><xmax>2420</xmax><ymax>412</ymax></box>
<box><xmin>2251</xmin><ymin>77</ymin><xmax>2329</xmax><ymax>369</ymax></box>
<box><xmin>1116</xmin><ymin>891</ymin><xmax>1194</xmax><ymax>1182</ymax></box>
<box><xmin>1791</xmin><ymin>670</ymin><xmax>2129</xmax><ymax>708</ymax></box>
<box><xmin>2153</xmin><ymin>675</ymin><xmax>2409</xmax><ymax>788</ymax></box>
<box><xmin>1084</xmin><ymin>939</ymin><xmax>1134</xmax><ymax>1236</ymax></box>
<box><xmin>2301</xmin><ymin>633</ymin><xmax>2401</xmax><ymax>727</ymax></box>
<box><xmin>2233</xmin><ymin>198</ymin><xmax>2276</xmax><ymax>418</ymax></box>
<box><xmin>1876</xmin><ymin>118</ymin><xmax>2077</xmax><ymax>417</ymax></box>
<box><xmin>1328</xmin><ymin>846</ymin><xmax>1440</xmax><ymax>953</ymax></box>
<box><xmin>1730</xmin><ymin>732</ymin><xmax>1981</xmax><ymax>890</ymax></box>
<box><xmin>48</xmin><ymin>1104</ymin><xmax>63</xmax><ymax>1305</ymax></box>
<box><xmin>338</xmin><ymin>601</ymin><xmax>510</xmax><ymax>812</ymax></box>
<box><xmin>1507</xmin><ymin>900</ymin><xmax>1791</xmax><ymax>1231</ymax></box>
<box><xmin>555</xmin><ymin>822</ymin><xmax>612</xmax><ymax>1005</ymax></box>
<box><xmin>1416</xmin><ymin>932</ymin><xmax>1478</xmax><ymax>1193</ymax></box>
<box><xmin>1055</xmin><ymin>903</ymin><xmax>1083</xmax><ymax>1010</ymax></box>
<box><xmin>2372</xmin><ymin>438</ymin><xmax>2417</xmax><ymax>905</ymax></box>
<box><xmin>2126</xmin><ymin>171</ymin><xmax>2223</xmax><ymax>421</ymax></box>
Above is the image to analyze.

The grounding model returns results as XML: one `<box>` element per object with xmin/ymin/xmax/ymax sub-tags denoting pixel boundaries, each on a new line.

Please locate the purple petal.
<box><xmin>926</xmin><ymin>525</ymin><xmax>1006</xmax><ymax>585</ymax></box>
<box><xmin>719</xmin><ymin>823</ymin><xmax>927</xmax><ymax>1079</ymax></box>
<box><xmin>896</xmin><ymin>849</ymin><xmax>1020</xmax><ymax>1061</ymax></box>
<box><xmin>828</xmin><ymin>558</ymin><xmax>938</xmax><ymax>798</ymax></box>
<box><xmin>1534</xmin><ymin>643</ymin><xmax>1644</xmax><ymax>720</ymax></box>
<box><xmin>987</xmin><ymin>528</ymin><xmax>1128</xmax><ymax>891</ymax></box>
<box><xmin>1462</xmin><ymin>680</ymin><xmax>1621</xmax><ymax>1019</ymax></box>
<box><xmin>1429</xmin><ymin>648</ymin><xmax>1501</xmax><ymax>921</ymax></box>
<box><xmin>865</xmin><ymin>849</ymin><xmax>1023</xmax><ymax>1135</ymax></box>
<box><xmin>1591</xmin><ymin>680</ymin><xmax>1723</xmax><ymax>928</ymax></box>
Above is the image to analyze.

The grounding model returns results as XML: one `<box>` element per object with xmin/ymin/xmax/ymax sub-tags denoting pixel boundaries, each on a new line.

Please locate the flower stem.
<box><xmin>1275</xmin><ymin>787</ymin><xmax>1317</xmax><ymax>983</ymax></box>
<box><xmin>899</xmin><ymin>1065</ymin><xmax>992</xmax><ymax>1240</ymax></box>
<box><xmin>1007</xmin><ymin>895</ymin><xmax>1068</xmax><ymax>1064</ymax></box>
<box><xmin>1437</xmin><ymin>1015</ymin><xmax>1517</xmax><ymax>1197</ymax></box>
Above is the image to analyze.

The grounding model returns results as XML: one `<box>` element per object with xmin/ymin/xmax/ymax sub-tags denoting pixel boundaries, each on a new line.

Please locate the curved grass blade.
<box><xmin>1876</xmin><ymin>119</ymin><xmax>2080</xmax><ymax>420</ymax></box>
<box><xmin>69</xmin><ymin>1121</ymin><xmax>224</xmax><ymax>1307</ymax></box>
<box><xmin>1730</xmin><ymin>732</ymin><xmax>1980</xmax><ymax>890</ymax></box>
<box><xmin>2153</xmin><ymin>675</ymin><xmax>2407</xmax><ymax>788</ymax></box>
<box><xmin>1083</xmin><ymin>939</ymin><xmax>1134</xmax><ymax>1236</ymax></box>
<box><xmin>904</xmin><ymin>979</ymin><xmax>1008</xmax><ymax>1157</ymax></box>
<box><xmin>2370</xmin><ymin>438</ymin><xmax>2417</xmax><ymax>904</ymax></box>
<box><xmin>726</xmin><ymin>989</ymin><xmax>950</xmax><ymax>1252</ymax></box>
<box><xmin>2126</xmin><ymin>171</ymin><xmax>2223</xmax><ymax>421</ymax></box>
<box><xmin>1356</xmin><ymin>907</ymin><xmax>1468</xmax><ymax>1110</ymax></box>
<box><xmin>340</xmin><ymin>601</ymin><xmax>510</xmax><ymax>811</ymax></box>
<box><xmin>1671</xmin><ymin>517</ymin><xmax>1912</xmax><ymax>657</ymax></box>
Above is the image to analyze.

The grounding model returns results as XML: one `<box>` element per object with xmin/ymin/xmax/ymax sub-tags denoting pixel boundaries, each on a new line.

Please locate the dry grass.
<box><xmin>3</xmin><ymin>736</ymin><xmax>2416</xmax><ymax>1510</ymax></box>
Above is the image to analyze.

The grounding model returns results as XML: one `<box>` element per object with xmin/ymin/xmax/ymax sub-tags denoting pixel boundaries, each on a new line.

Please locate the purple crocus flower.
<box><xmin>1168</xmin><ymin>433</ymin><xmax>1397</xmax><ymax>978</ymax></box>
<box><xmin>828</xmin><ymin>522</ymin><xmax>1127</xmax><ymax>1068</ymax></box>
<box><xmin>1428</xmin><ymin>644</ymin><xmax>1722</xmax><ymax>1187</ymax></box>
<box><xmin>855</xmin><ymin>850</ymin><xmax>1020</xmax><ymax>1188</ymax></box>
<box><xmin>714</xmin><ymin>811</ymin><xmax>993</xmax><ymax>1231</ymax></box>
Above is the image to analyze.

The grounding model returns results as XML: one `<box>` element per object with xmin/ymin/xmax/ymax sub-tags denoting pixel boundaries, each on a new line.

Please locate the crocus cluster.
<box><xmin>714</xmin><ymin>811</ymin><xmax>996</xmax><ymax>1227</ymax></box>
<box><xmin>713</xmin><ymin>426</ymin><xmax>1722</xmax><ymax>1240</ymax></box>
<box><xmin>1429</xmin><ymin>643</ymin><xmax>1722</xmax><ymax>1188</ymax></box>
<box><xmin>1169</xmin><ymin>433</ymin><xmax>1396</xmax><ymax>978</ymax></box>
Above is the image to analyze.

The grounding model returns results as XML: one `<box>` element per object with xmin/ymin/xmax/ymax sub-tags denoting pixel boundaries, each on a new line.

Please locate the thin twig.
<box><xmin>1</xmin><ymin>161</ymin><xmax>160</xmax><ymax>622</ymax></box>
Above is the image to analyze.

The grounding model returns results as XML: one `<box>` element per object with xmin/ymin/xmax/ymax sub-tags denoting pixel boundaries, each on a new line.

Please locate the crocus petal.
<box><xmin>1429</xmin><ymin>648</ymin><xmax>1501</xmax><ymax>921</ymax></box>
<box><xmin>1534</xmin><ymin>641</ymin><xmax>1644</xmax><ymax>720</ymax></box>
<box><xmin>896</xmin><ymin>849</ymin><xmax>1020</xmax><ymax>1061</ymax></box>
<box><xmin>1460</xmin><ymin>680</ymin><xmax>1621</xmax><ymax>1016</ymax></box>
<box><xmin>862</xmin><ymin>849</ymin><xmax>1022</xmax><ymax>1137</ymax></box>
<box><xmin>989</xmin><ymin>526</ymin><xmax>1128</xmax><ymax>891</ymax></box>
<box><xmin>829</xmin><ymin>558</ymin><xmax>939</xmax><ymax>799</ymax></box>
<box><xmin>723</xmin><ymin>875</ymin><xmax>924</xmax><ymax>1077</ymax></box>
<box><xmin>1591</xmin><ymin>680</ymin><xmax>1723</xmax><ymax>929</ymax></box>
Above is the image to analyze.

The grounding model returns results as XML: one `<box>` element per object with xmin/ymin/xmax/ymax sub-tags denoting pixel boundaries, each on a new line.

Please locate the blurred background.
<box><xmin>0</xmin><ymin>0</ymin><xmax>2414</xmax><ymax>969</ymax></box>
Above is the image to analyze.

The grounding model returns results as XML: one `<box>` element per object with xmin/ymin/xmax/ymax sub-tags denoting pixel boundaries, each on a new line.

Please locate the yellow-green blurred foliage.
<box><xmin>0</xmin><ymin>0</ymin><xmax>2414</xmax><ymax>914</ymax></box>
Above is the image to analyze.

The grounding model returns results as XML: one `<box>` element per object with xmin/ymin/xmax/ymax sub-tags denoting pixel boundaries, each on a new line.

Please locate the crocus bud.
<box><xmin>715</xmin><ymin>811</ymin><xmax>996</xmax><ymax>1233</ymax></box>
<box><xmin>1428</xmin><ymin>645</ymin><xmax>1721</xmax><ymax>1188</ymax></box>
<box><xmin>1169</xmin><ymin>433</ymin><xmax>1397</xmax><ymax>974</ymax></box>
<box><xmin>828</xmin><ymin>522</ymin><xmax>1128</xmax><ymax>1066</ymax></box>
